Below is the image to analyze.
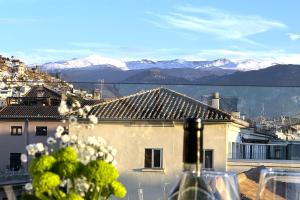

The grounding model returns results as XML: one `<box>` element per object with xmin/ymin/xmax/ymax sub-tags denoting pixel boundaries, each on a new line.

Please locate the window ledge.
<box><xmin>141</xmin><ymin>168</ymin><xmax>165</xmax><ymax>172</ymax></box>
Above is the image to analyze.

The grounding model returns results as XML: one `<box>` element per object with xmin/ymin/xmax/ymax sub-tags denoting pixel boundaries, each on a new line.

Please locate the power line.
<box><xmin>4</xmin><ymin>80</ymin><xmax>300</xmax><ymax>88</ymax></box>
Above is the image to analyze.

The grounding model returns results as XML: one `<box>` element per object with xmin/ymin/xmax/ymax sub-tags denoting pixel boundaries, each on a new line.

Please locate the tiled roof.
<box><xmin>80</xmin><ymin>99</ymin><xmax>103</xmax><ymax>107</ymax></box>
<box><xmin>88</xmin><ymin>87</ymin><xmax>232</xmax><ymax>121</ymax></box>
<box><xmin>24</xmin><ymin>86</ymin><xmax>61</xmax><ymax>99</ymax></box>
<box><xmin>0</xmin><ymin>106</ymin><xmax>61</xmax><ymax>119</ymax></box>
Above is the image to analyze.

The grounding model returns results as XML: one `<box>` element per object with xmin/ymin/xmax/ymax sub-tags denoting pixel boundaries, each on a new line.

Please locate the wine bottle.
<box><xmin>168</xmin><ymin>118</ymin><xmax>213</xmax><ymax>200</ymax></box>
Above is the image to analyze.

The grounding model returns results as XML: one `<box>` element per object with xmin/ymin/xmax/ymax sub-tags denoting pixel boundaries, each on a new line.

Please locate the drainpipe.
<box><xmin>25</xmin><ymin>118</ymin><xmax>29</xmax><ymax>171</ymax></box>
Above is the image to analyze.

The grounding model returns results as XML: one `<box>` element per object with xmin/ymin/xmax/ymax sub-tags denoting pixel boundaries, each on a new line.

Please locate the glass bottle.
<box><xmin>168</xmin><ymin>118</ymin><xmax>213</xmax><ymax>200</ymax></box>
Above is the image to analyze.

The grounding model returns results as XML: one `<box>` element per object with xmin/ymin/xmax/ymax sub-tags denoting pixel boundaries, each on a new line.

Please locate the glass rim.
<box><xmin>182</xmin><ymin>170</ymin><xmax>238</xmax><ymax>177</ymax></box>
<box><xmin>260</xmin><ymin>168</ymin><xmax>300</xmax><ymax>176</ymax></box>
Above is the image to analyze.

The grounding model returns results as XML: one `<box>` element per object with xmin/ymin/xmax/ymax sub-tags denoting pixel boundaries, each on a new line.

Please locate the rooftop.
<box><xmin>88</xmin><ymin>87</ymin><xmax>234</xmax><ymax>121</ymax></box>
<box><xmin>24</xmin><ymin>85</ymin><xmax>61</xmax><ymax>99</ymax></box>
<box><xmin>0</xmin><ymin>106</ymin><xmax>61</xmax><ymax>119</ymax></box>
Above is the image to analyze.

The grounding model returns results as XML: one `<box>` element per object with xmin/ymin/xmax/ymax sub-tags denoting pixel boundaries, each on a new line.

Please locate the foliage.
<box><xmin>22</xmin><ymin>101</ymin><xmax>126</xmax><ymax>200</ymax></box>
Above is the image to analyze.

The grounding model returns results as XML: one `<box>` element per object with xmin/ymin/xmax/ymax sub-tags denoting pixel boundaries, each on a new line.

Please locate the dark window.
<box><xmin>144</xmin><ymin>148</ymin><xmax>163</xmax><ymax>168</ymax></box>
<box><xmin>144</xmin><ymin>149</ymin><xmax>152</xmax><ymax>168</ymax></box>
<box><xmin>10</xmin><ymin>153</ymin><xmax>21</xmax><ymax>171</ymax></box>
<box><xmin>36</xmin><ymin>126</ymin><xmax>47</xmax><ymax>136</ymax></box>
<box><xmin>11</xmin><ymin>126</ymin><xmax>22</xmax><ymax>136</ymax></box>
<box><xmin>204</xmin><ymin>150</ymin><xmax>213</xmax><ymax>169</ymax></box>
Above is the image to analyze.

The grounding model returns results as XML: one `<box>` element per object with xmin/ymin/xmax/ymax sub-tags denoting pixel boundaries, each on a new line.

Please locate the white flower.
<box><xmin>70</xmin><ymin>134</ymin><xmax>78</xmax><ymax>143</ymax></box>
<box><xmin>26</xmin><ymin>144</ymin><xmax>36</xmax><ymax>156</ymax></box>
<box><xmin>87</xmin><ymin>146</ymin><xmax>95</xmax><ymax>156</ymax></box>
<box><xmin>55</xmin><ymin>126</ymin><xmax>64</xmax><ymax>138</ymax></box>
<box><xmin>75</xmin><ymin>100</ymin><xmax>81</xmax><ymax>108</ymax></box>
<box><xmin>55</xmin><ymin>132</ymin><xmax>62</xmax><ymax>138</ymax></box>
<box><xmin>36</xmin><ymin>143</ymin><xmax>44</xmax><ymax>152</ymax></box>
<box><xmin>47</xmin><ymin>137</ymin><xmax>56</xmax><ymax>145</ymax></box>
<box><xmin>58</xmin><ymin>101</ymin><xmax>69</xmax><ymax>114</ymax></box>
<box><xmin>21</xmin><ymin>154</ymin><xmax>27</xmax><ymax>163</ymax></box>
<box><xmin>88</xmin><ymin>115</ymin><xmax>98</xmax><ymax>124</ymax></box>
<box><xmin>84</xmin><ymin>105</ymin><xmax>91</xmax><ymax>113</ymax></box>
<box><xmin>98</xmin><ymin>152</ymin><xmax>104</xmax><ymax>157</ymax></box>
<box><xmin>69</xmin><ymin>115</ymin><xmax>78</xmax><ymax>124</ymax></box>
<box><xmin>60</xmin><ymin>179</ymin><xmax>68</xmax><ymax>187</ymax></box>
<box><xmin>78</xmin><ymin>108</ymin><xmax>84</xmax><ymax>116</ymax></box>
<box><xmin>61</xmin><ymin>134</ymin><xmax>70</xmax><ymax>143</ymax></box>
<box><xmin>105</xmin><ymin>154</ymin><xmax>114</xmax><ymax>163</ymax></box>
<box><xmin>25</xmin><ymin>183</ymin><xmax>33</xmax><ymax>191</ymax></box>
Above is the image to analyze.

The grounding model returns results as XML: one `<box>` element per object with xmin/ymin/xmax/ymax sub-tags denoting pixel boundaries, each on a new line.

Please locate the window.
<box><xmin>203</xmin><ymin>150</ymin><xmax>213</xmax><ymax>169</ymax></box>
<box><xmin>36</xmin><ymin>126</ymin><xmax>47</xmax><ymax>136</ymax></box>
<box><xmin>144</xmin><ymin>148</ymin><xmax>163</xmax><ymax>168</ymax></box>
<box><xmin>10</xmin><ymin>153</ymin><xmax>21</xmax><ymax>171</ymax></box>
<box><xmin>11</xmin><ymin>126</ymin><xmax>22</xmax><ymax>136</ymax></box>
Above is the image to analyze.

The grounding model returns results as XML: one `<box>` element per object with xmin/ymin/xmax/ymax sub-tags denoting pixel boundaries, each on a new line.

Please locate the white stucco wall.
<box><xmin>70</xmin><ymin>121</ymin><xmax>242</xmax><ymax>200</ymax></box>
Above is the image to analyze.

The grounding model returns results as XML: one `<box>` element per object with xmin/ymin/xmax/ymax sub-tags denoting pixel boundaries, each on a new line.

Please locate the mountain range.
<box><xmin>41</xmin><ymin>54</ymin><xmax>278</xmax><ymax>72</ymax></box>
<box><xmin>39</xmin><ymin>55</ymin><xmax>300</xmax><ymax>118</ymax></box>
<box><xmin>40</xmin><ymin>54</ymin><xmax>300</xmax><ymax>87</ymax></box>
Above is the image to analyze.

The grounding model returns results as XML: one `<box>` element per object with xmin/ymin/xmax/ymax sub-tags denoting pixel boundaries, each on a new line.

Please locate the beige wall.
<box><xmin>71</xmin><ymin>121</ymin><xmax>242</xmax><ymax>200</ymax></box>
<box><xmin>0</xmin><ymin>120</ymin><xmax>64</xmax><ymax>170</ymax></box>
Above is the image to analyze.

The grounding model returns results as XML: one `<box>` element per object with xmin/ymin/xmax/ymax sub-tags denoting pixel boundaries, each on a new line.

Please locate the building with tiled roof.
<box><xmin>24</xmin><ymin>85</ymin><xmax>61</xmax><ymax>99</ymax></box>
<box><xmin>88</xmin><ymin>88</ymin><xmax>248</xmax><ymax>124</ymax></box>
<box><xmin>6</xmin><ymin>85</ymin><xmax>61</xmax><ymax>106</ymax></box>
<box><xmin>0</xmin><ymin>85</ymin><xmax>64</xmax><ymax>173</ymax></box>
<box><xmin>0</xmin><ymin>106</ymin><xmax>61</xmax><ymax>119</ymax></box>
<box><xmin>71</xmin><ymin>87</ymin><xmax>249</xmax><ymax>199</ymax></box>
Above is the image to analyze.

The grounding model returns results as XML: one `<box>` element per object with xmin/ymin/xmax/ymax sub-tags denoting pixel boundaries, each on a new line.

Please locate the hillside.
<box><xmin>197</xmin><ymin>64</ymin><xmax>300</xmax><ymax>86</ymax></box>
<box><xmin>0</xmin><ymin>55</ymin><xmax>71</xmax><ymax>97</ymax></box>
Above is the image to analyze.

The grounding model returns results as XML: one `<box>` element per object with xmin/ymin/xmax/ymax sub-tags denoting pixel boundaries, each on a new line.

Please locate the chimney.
<box><xmin>93</xmin><ymin>89</ymin><xmax>101</xmax><ymax>100</ymax></box>
<box><xmin>211</xmin><ymin>92</ymin><xmax>220</xmax><ymax>109</ymax></box>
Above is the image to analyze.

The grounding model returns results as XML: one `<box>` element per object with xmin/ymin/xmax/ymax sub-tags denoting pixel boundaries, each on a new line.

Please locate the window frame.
<box><xmin>11</xmin><ymin>126</ymin><xmax>22</xmax><ymax>136</ymax></box>
<box><xmin>36</xmin><ymin>126</ymin><xmax>47</xmax><ymax>136</ymax></box>
<box><xmin>144</xmin><ymin>148</ymin><xmax>163</xmax><ymax>169</ymax></box>
<box><xmin>203</xmin><ymin>149</ymin><xmax>214</xmax><ymax>169</ymax></box>
<box><xmin>10</xmin><ymin>153</ymin><xmax>21</xmax><ymax>171</ymax></box>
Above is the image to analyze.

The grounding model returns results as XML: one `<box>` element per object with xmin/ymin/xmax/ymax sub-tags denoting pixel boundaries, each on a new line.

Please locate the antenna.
<box><xmin>97</xmin><ymin>79</ymin><xmax>104</xmax><ymax>99</ymax></box>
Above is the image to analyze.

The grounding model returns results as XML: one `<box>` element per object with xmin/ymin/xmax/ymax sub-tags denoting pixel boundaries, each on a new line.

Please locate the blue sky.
<box><xmin>1</xmin><ymin>0</ymin><xmax>300</xmax><ymax>64</ymax></box>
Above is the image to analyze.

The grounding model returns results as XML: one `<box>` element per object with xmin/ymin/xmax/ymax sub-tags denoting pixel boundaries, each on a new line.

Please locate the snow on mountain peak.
<box><xmin>234</xmin><ymin>59</ymin><xmax>279</xmax><ymax>71</ymax></box>
<box><xmin>42</xmin><ymin>54</ymin><xmax>128</xmax><ymax>70</ymax></box>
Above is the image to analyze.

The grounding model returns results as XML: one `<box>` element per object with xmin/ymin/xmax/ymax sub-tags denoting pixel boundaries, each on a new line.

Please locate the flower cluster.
<box><xmin>22</xmin><ymin>101</ymin><xmax>126</xmax><ymax>200</ymax></box>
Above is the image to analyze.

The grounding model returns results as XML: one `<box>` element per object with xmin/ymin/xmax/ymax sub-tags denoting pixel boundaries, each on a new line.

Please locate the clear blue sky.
<box><xmin>0</xmin><ymin>0</ymin><xmax>300</xmax><ymax>64</ymax></box>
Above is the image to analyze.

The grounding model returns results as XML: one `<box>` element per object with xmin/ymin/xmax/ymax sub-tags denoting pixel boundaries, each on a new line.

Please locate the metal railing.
<box><xmin>228</xmin><ymin>142</ymin><xmax>295</xmax><ymax>160</ymax></box>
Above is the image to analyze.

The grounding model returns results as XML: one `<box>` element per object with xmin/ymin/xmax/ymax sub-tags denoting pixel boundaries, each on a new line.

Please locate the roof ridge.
<box><xmin>158</xmin><ymin>87</ymin><xmax>232</xmax><ymax>117</ymax></box>
<box><xmin>89</xmin><ymin>87</ymin><xmax>162</xmax><ymax>109</ymax></box>
<box><xmin>24</xmin><ymin>85</ymin><xmax>61</xmax><ymax>97</ymax></box>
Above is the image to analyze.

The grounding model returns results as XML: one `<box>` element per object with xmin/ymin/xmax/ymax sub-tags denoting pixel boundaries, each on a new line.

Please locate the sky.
<box><xmin>0</xmin><ymin>0</ymin><xmax>300</xmax><ymax>64</ymax></box>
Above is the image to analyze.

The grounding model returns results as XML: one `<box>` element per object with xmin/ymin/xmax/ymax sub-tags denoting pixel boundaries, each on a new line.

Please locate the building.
<box><xmin>0</xmin><ymin>86</ymin><xmax>64</xmax><ymax>171</ymax></box>
<box><xmin>70</xmin><ymin>87</ymin><xmax>249</xmax><ymax>199</ymax></box>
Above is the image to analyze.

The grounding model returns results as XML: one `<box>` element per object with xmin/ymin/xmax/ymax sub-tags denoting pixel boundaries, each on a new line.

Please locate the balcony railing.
<box><xmin>228</xmin><ymin>142</ymin><xmax>300</xmax><ymax>160</ymax></box>
<box><xmin>0</xmin><ymin>169</ymin><xmax>30</xmax><ymax>185</ymax></box>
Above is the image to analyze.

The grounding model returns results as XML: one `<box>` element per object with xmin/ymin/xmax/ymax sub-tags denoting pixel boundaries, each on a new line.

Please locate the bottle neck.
<box><xmin>183</xmin><ymin>163</ymin><xmax>202</xmax><ymax>174</ymax></box>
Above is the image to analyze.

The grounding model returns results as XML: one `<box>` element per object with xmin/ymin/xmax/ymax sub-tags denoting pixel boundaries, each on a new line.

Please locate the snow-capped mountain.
<box><xmin>42</xmin><ymin>55</ymin><xmax>128</xmax><ymax>71</ymax></box>
<box><xmin>198</xmin><ymin>58</ymin><xmax>279</xmax><ymax>71</ymax></box>
<box><xmin>234</xmin><ymin>60</ymin><xmax>279</xmax><ymax>71</ymax></box>
<box><xmin>40</xmin><ymin>55</ymin><xmax>279</xmax><ymax>72</ymax></box>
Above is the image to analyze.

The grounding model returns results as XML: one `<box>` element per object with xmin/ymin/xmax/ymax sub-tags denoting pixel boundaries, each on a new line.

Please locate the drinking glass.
<box><xmin>257</xmin><ymin>168</ymin><xmax>300</xmax><ymax>200</ymax></box>
<box><xmin>202</xmin><ymin>170</ymin><xmax>241</xmax><ymax>200</ymax></box>
<box><xmin>168</xmin><ymin>170</ymin><xmax>240</xmax><ymax>200</ymax></box>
